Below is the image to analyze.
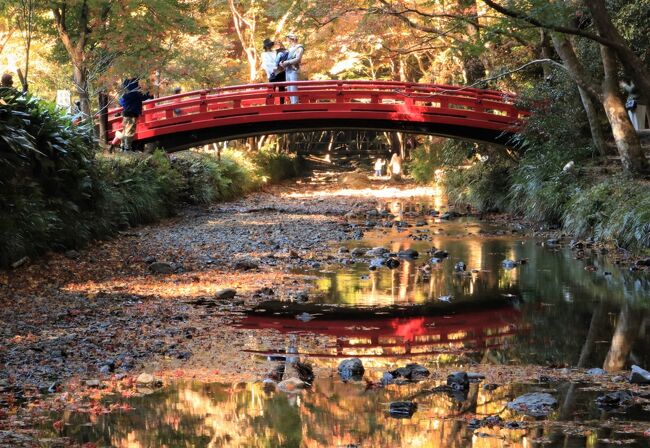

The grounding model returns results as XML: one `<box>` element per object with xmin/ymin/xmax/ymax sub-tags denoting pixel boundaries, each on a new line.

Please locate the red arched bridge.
<box><xmin>107</xmin><ymin>80</ymin><xmax>528</xmax><ymax>152</ymax></box>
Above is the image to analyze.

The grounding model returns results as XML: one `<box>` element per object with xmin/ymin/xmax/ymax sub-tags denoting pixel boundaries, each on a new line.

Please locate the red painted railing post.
<box><xmin>140</xmin><ymin>102</ymin><xmax>153</xmax><ymax>134</ymax></box>
<box><xmin>474</xmin><ymin>94</ymin><xmax>485</xmax><ymax>113</ymax></box>
<box><xmin>200</xmin><ymin>91</ymin><xmax>208</xmax><ymax>114</ymax></box>
<box><xmin>404</xmin><ymin>88</ymin><xmax>414</xmax><ymax>107</ymax></box>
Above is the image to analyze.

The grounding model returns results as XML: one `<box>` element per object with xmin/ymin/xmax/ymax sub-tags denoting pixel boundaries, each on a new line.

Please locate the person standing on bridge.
<box><xmin>118</xmin><ymin>78</ymin><xmax>153</xmax><ymax>151</ymax></box>
<box><xmin>262</xmin><ymin>38</ymin><xmax>288</xmax><ymax>104</ymax></box>
<box><xmin>279</xmin><ymin>33</ymin><xmax>304</xmax><ymax>105</ymax></box>
<box><xmin>261</xmin><ymin>38</ymin><xmax>277</xmax><ymax>80</ymax></box>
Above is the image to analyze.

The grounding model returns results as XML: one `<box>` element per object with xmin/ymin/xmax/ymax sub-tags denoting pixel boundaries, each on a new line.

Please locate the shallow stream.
<box><xmin>44</xmin><ymin>195</ymin><xmax>650</xmax><ymax>447</ymax></box>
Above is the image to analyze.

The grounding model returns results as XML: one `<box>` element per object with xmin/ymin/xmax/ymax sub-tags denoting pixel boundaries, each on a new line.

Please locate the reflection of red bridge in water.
<box><xmin>107</xmin><ymin>80</ymin><xmax>529</xmax><ymax>152</ymax></box>
<box><xmin>238</xmin><ymin>306</ymin><xmax>522</xmax><ymax>359</ymax></box>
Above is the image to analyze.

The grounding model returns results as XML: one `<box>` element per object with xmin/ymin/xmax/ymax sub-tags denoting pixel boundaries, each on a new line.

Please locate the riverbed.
<box><xmin>1</xmin><ymin>178</ymin><xmax>649</xmax><ymax>447</ymax></box>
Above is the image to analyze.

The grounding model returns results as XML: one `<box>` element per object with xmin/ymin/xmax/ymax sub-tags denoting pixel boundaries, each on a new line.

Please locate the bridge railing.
<box><xmin>107</xmin><ymin>80</ymin><xmax>527</xmax><ymax>142</ymax></box>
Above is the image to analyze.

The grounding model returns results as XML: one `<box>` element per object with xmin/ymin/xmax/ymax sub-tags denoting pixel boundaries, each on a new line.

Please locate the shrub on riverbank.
<box><xmin>171</xmin><ymin>150</ymin><xmax>260</xmax><ymax>204</ymax></box>
<box><xmin>408</xmin><ymin>147</ymin><xmax>439</xmax><ymax>184</ymax></box>
<box><xmin>0</xmin><ymin>87</ymin><xmax>97</xmax><ymax>266</ymax></box>
<box><xmin>562</xmin><ymin>179</ymin><xmax>650</xmax><ymax>251</ymax></box>
<box><xmin>0</xmin><ymin>90</ymin><xmax>298</xmax><ymax>268</ymax></box>
<box><xmin>251</xmin><ymin>144</ymin><xmax>303</xmax><ymax>183</ymax></box>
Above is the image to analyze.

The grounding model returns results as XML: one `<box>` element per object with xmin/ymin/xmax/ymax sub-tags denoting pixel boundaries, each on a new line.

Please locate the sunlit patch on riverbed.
<box><xmin>61</xmin><ymin>271</ymin><xmax>307</xmax><ymax>300</ymax></box>
<box><xmin>284</xmin><ymin>184</ymin><xmax>444</xmax><ymax>200</ymax></box>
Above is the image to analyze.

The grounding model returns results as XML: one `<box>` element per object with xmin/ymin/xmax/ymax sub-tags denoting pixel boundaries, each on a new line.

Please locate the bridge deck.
<box><xmin>108</xmin><ymin>80</ymin><xmax>528</xmax><ymax>151</ymax></box>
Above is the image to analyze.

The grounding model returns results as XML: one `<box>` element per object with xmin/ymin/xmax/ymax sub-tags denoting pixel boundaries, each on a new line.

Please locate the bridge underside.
<box><xmin>137</xmin><ymin>119</ymin><xmax>516</xmax><ymax>152</ymax></box>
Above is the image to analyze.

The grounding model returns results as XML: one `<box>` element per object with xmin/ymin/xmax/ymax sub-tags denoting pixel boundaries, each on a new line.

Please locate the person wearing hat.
<box><xmin>261</xmin><ymin>38</ymin><xmax>277</xmax><ymax>81</ymax></box>
<box><xmin>262</xmin><ymin>38</ymin><xmax>289</xmax><ymax>104</ymax></box>
<box><xmin>118</xmin><ymin>78</ymin><xmax>153</xmax><ymax>151</ymax></box>
<box><xmin>279</xmin><ymin>32</ymin><xmax>304</xmax><ymax>104</ymax></box>
<box><xmin>1</xmin><ymin>73</ymin><xmax>14</xmax><ymax>88</ymax></box>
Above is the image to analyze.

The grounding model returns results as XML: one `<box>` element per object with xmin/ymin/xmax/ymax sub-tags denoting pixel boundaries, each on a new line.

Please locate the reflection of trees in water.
<box><xmin>317</xmin><ymin>234</ymin><xmax>650</xmax><ymax>368</ymax></box>
<box><xmin>502</xmin><ymin>241</ymin><xmax>650</xmax><ymax>369</ymax></box>
<box><xmin>603</xmin><ymin>303</ymin><xmax>645</xmax><ymax>371</ymax></box>
<box><xmin>316</xmin><ymin>238</ymin><xmax>513</xmax><ymax>307</ymax></box>
<box><xmin>52</xmin><ymin>377</ymin><xmax>639</xmax><ymax>447</ymax></box>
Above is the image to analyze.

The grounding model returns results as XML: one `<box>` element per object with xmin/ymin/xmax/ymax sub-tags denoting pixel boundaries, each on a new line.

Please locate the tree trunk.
<box><xmin>73</xmin><ymin>61</ymin><xmax>91</xmax><ymax>121</ymax></box>
<box><xmin>587</xmin><ymin>0</ymin><xmax>650</xmax><ymax>105</ymax></box>
<box><xmin>552</xmin><ymin>34</ymin><xmax>648</xmax><ymax>175</ymax></box>
<box><xmin>21</xmin><ymin>0</ymin><xmax>33</xmax><ymax>92</ymax></box>
<box><xmin>577</xmin><ymin>86</ymin><xmax>608</xmax><ymax>156</ymax></box>
<box><xmin>458</xmin><ymin>0</ymin><xmax>486</xmax><ymax>85</ymax></box>
<box><xmin>389</xmin><ymin>132</ymin><xmax>404</xmax><ymax>158</ymax></box>
<box><xmin>228</xmin><ymin>0</ymin><xmax>259</xmax><ymax>82</ymax></box>
<box><xmin>539</xmin><ymin>30</ymin><xmax>553</xmax><ymax>79</ymax></box>
<box><xmin>98</xmin><ymin>91</ymin><xmax>109</xmax><ymax>149</ymax></box>
<box><xmin>600</xmin><ymin>45</ymin><xmax>648</xmax><ymax>175</ymax></box>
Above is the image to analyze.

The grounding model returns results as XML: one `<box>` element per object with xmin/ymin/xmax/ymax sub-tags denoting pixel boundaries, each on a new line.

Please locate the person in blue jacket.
<box><xmin>118</xmin><ymin>78</ymin><xmax>152</xmax><ymax>151</ymax></box>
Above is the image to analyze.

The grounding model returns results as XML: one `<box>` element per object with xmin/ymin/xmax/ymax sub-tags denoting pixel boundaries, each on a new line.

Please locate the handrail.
<box><xmin>106</xmin><ymin>80</ymin><xmax>527</xmax><ymax>145</ymax></box>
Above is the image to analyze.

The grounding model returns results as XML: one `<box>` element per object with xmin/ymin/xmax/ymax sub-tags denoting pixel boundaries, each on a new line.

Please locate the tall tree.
<box><xmin>483</xmin><ymin>0</ymin><xmax>650</xmax><ymax>104</ymax></box>
<box><xmin>0</xmin><ymin>0</ymin><xmax>35</xmax><ymax>90</ymax></box>
<box><xmin>227</xmin><ymin>0</ymin><xmax>260</xmax><ymax>82</ymax></box>
<box><xmin>50</xmin><ymin>0</ymin><xmax>200</xmax><ymax>120</ymax></box>
<box><xmin>482</xmin><ymin>0</ymin><xmax>648</xmax><ymax>174</ymax></box>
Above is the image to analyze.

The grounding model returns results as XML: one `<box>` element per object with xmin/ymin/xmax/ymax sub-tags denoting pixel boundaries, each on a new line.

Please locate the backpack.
<box><xmin>269</xmin><ymin>50</ymin><xmax>290</xmax><ymax>81</ymax></box>
<box><xmin>277</xmin><ymin>50</ymin><xmax>290</xmax><ymax>65</ymax></box>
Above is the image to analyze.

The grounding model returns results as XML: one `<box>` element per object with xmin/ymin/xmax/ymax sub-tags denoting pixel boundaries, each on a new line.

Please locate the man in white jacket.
<box><xmin>280</xmin><ymin>33</ymin><xmax>304</xmax><ymax>104</ymax></box>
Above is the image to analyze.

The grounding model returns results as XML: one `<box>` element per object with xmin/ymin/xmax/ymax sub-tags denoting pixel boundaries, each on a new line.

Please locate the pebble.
<box><xmin>215</xmin><ymin>288</ymin><xmax>237</xmax><ymax>299</ymax></box>
<box><xmin>278</xmin><ymin>377</ymin><xmax>306</xmax><ymax>393</ymax></box>
<box><xmin>148</xmin><ymin>262</ymin><xmax>174</xmax><ymax>274</ymax></box>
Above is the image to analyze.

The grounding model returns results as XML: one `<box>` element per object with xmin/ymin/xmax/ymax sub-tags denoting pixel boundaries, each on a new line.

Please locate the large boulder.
<box><xmin>278</xmin><ymin>377</ymin><xmax>306</xmax><ymax>393</ymax></box>
<box><xmin>389</xmin><ymin>401</ymin><xmax>417</xmax><ymax>419</ymax></box>
<box><xmin>350</xmin><ymin>247</ymin><xmax>366</xmax><ymax>257</ymax></box>
<box><xmin>431</xmin><ymin>249</ymin><xmax>448</xmax><ymax>259</ymax></box>
<box><xmin>596</xmin><ymin>391</ymin><xmax>634</xmax><ymax>411</ymax></box>
<box><xmin>630</xmin><ymin>365</ymin><xmax>650</xmax><ymax>384</ymax></box>
<box><xmin>136</xmin><ymin>373</ymin><xmax>162</xmax><ymax>388</ymax></box>
<box><xmin>447</xmin><ymin>371</ymin><xmax>469</xmax><ymax>390</ymax></box>
<box><xmin>366</xmin><ymin>247</ymin><xmax>389</xmax><ymax>257</ymax></box>
<box><xmin>390</xmin><ymin>363</ymin><xmax>430</xmax><ymax>381</ymax></box>
<box><xmin>215</xmin><ymin>288</ymin><xmax>237</xmax><ymax>300</ymax></box>
<box><xmin>385</xmin><ymin>258</ymin><xmax>400</xmax><ymax>269</ymax></box>
<box><xmin>397</xmin><ymin>249</ymin><xmax>419</xmax><ymax>259</ymax></box>
<box><xmin>234</xmin><ymin>258</ymin><xmax>259</xmax><ymax>271</ymax></box>
<box><xmin>338</xmin><ymin>358</ymin><xmax>365</xmax><ymax>381</ymax></box>
<box><xmin>340</xmin><ymin>172</ymin><xmax>370</xmax><ymax>188</ymax></box>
